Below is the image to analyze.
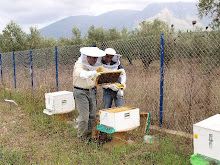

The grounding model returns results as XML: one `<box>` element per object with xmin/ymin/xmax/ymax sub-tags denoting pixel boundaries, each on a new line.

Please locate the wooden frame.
<box><xmin>95</xmin><ymin>70</ymin><xmax>121</xmax><ymax>86</ymax></box>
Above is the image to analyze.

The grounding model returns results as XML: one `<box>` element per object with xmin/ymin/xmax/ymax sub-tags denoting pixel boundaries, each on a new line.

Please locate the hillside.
<box><xmin>39</xmin><ymin>2</ymin><xmax>211</xmax><ymax>39</ymax></box>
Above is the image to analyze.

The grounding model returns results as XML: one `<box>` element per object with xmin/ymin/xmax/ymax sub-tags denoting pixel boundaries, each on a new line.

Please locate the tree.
<box><xmin>72</xmin><ymin>26</ymin><xmax>82</xmax><ymax>44</ymax></box>
<box><xmin>27</xmin><ymin>26</ymin><xmax>42</xmax><ymax>49</ymax></box>
<box><xmin>58</xmin><ymin>37</ymin><xmax>73</xmax><ymax>46</ymax></box>
<box><xmin>130</xmin><ymin>19</ymin><xmax>170</xmax><ymax>69</ymax></box>
<box><xmin>105</xmin><ymin>28</ymin><xmax>121</xmax><ymax>41</ymax></box>
<box><xmin>133</xmin><ymin>19</ymin><xmax>170</xmax><ymax>36</ymax></box>
<box><xmin>0</xmin><ymin>34</ymin><xmax>3</xmax><ymax>52</ymax></box>
<box><xmin>197</xmin><ymin>0</ymin><xmax>220</xmax><ymax>30</ymax></box>
<box><xmin>41</xmin><ymin>37</ymin><xmax>57</xmax><ymax>48</ymax></box>
<box><xmin>87</xmin><ymin>25</ymin><xmax>105</xmax><ymax>43</ymax></box>
<box><xmin>1</xmin><ymin>21</ymin><xmax>27</xmax><ymax>52</ymax></box>
<box><xmin>121</xmin><ymin>26</ymin><xmax>128</xmax><ymax>39</ymax></box>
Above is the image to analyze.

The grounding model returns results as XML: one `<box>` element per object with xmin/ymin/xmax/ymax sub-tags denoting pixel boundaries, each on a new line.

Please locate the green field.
<box><xmin>0</xmin><ymin>89</ymin><xmax>193</xmax><ymax>165</ymax></box>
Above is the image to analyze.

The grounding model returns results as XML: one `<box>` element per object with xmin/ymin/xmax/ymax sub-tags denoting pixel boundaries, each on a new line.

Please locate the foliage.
<box><xmin>0</xmin><ymin>21</ymin><xmax>27</xmax><ymax>52</ymax></box>
<box><xmin>0</xmin><ymin>19</ymin><xmax>172</xmax><ymax>55</ymax></box>
<box><xmin>130</xmin><ymin>19</ymin><xmax>170</xmax><ymax>68</ymax></box>
<box><xmin>57</xmin><ymin>37</ymin><xmax>73</xmax><ymax>46</ymax></box>
<box><xmin>197</xmin><ymin>0</ymin><xmax>220</xmax><ymax>30</ymax></box>
<box><xmin>40</xmin><ymin>37</ymin><xmax>57</xmax><ymax>48</ymax></box>
<box><xmin>132</xmin><ymin>19</ymin><xmax>170</xmax><ymax>36</ymax></box>
<box><xmin>121</xmin><ymin>26</ymin><xmax>129</xmax><ymax>39</ymax></box>
<box><xmin>72</xmin><ymin>26</ymin><xmax>83</xmax><ymax>45</ymax></box>
<box><xmin>0</xmin><ymin>21</ymin><xmax>60</xmax><ymax>53</ymax></box>
<box><xmin>27</xmin><ymin>26</ymin><xmax>42</xmax><ymax>49</ymax></box>
<box><xmin>105</xmin><ymin>28</ymin><xmax>121</xmax><ymax>41</ymax></box>
<box><xmin>87</xmin><ymin>25</ymin><xmax>106</xmax><ymax>43</ymax></box>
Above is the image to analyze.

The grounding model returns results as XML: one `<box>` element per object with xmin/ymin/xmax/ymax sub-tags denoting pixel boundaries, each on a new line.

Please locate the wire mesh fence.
<box><xmin>0</xmin><ymin>31</ymin><xmax>219</xmax><ymax>134</ymax></box>
<box><xmin>163</xmin><ymin>31</ymin><xmax>220</xmax><ymax>133</ymax></box>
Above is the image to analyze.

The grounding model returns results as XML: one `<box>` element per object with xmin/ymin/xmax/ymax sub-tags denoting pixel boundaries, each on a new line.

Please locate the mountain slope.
<box><xmin>39</xmin><ymin>2</ymin><xmax>211</xmax><ymax>39</ymax></box>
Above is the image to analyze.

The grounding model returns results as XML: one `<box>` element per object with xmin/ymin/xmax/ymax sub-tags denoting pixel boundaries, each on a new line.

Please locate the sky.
<box><xmin>0</xmin><ymin>0</ymin><xmax>198</xmax><ymax>33</ymax></box>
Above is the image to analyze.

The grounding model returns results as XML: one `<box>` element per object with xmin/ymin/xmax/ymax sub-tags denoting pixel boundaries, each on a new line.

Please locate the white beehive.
<box><xmin>193</xmin><ymin>114</ymin><xmax>220</xmax><ymax>161</ymax></box>
<box><xmin>99</xmin><ymin>106</ymin><xmax>140</xmax><ymax>132</ymax></box>
<box><xmin>43</xmin><ymin>91</ymin><xmax>75</xmax><ymax>115</ymax></box>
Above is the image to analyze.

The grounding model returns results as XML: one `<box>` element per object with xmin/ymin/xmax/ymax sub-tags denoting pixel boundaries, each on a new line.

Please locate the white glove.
<box><xmin>109</xmin><ymin>84</ymin><xmax>120</xmax><ymax>92</ymax></box>
<box><xmin>88</xmin><ymin>71</ymin><xmax>100</xmax><ymax>79</ymax></box>
<box><xmin>118</xmin><ymin>69</ymin><xmax>125</xmax><ymax>76</ymax></box>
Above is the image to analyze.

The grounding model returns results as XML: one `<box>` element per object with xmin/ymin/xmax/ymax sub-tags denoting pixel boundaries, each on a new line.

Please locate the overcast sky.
<box><xmin>0</xmin><ymin>0</ymin><xmax>198</xmax><ymax>33</ymax></box>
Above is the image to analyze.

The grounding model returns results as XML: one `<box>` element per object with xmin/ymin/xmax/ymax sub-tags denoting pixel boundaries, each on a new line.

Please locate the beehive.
<box><xmin>43</xmin><ymin>91</ymin><xmax>75</xmax><ymax>115</ymax></box>
<box><xmin>193</xmin><ymin>114</ymin><xmax>220</xmax><ymax>161</ymax></box>
<box><xmin>99</xmin><ymin>106</ymin><xmax>140</xmax><ymax>132</ymax></box>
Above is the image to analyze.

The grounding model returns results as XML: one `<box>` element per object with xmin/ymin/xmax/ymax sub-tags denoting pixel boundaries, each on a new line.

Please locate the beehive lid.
<box><xmin>194</xmin><ymin>114</ymin><xmax>220</xmax><ymax>132</ymax></box>
<box><xmin>101</xmin><ymin>106</ymin><xmax>136</xmax><ymax>113</ymax></box>
<box><xmin>95</xmin><ymin>70</ymin><xmax>121</xmax><ymax>86</ymax></box>
<box><xmin>46</xmin><ymin>91</ymin><xmax>72</xmax><ymax>96</ymax></box>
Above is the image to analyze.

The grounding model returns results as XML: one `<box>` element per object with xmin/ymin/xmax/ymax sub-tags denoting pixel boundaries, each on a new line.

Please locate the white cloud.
<box><xmin>0</xmin><ymin>0</ymin><xmax>198</xmax><ymax>33</ymax></box>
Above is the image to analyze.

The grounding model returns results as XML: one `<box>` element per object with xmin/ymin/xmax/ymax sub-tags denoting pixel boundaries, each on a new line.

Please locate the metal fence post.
<box><xmin>13</xmin><ymin>51</ymin><xmax>16</xmax><ymax>89</ymax></box>
<box><xmin>159</xmin><ymin>33</ymin><xmax>164</xmax><ymax>127</ymax></box>
<box><xmin>55</xmin><ymin>46</ymin><xmax>59</xmax><ymax>91</ymax></box>
<box><xmin>30</xmin><ymin>50</ymin><xmax>33</xmax><ymax>89</ymax></box>
<box><xmin>0</xmin><ymin>53</ymin><xmax>3</xmax><ymax>84</ymax></box>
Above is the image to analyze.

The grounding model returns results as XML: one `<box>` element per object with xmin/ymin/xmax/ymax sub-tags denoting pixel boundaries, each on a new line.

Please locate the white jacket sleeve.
<box><xmin>80</xmin><ymin>71</ymin><xmax>92</xmax><ymax>79</ymax></box>
<box><xmin>80</xmin><ymin>70</ymin><xmax>99</xmax><ymax>79</ymax></box>
<box><xmin>120</xmin><ymin>69</ymin><xmax>126</xmax><ymax>84</ymax></box>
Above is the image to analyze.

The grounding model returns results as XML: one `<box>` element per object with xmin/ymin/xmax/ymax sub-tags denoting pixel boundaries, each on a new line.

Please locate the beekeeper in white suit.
<box><xmin>101</xmin><ymin>48</ymin><xmax>126</xmax><ymax>109</ymax></box>
<box><xmin>73</xmin><ymin>47</ymin><xmax>107</xmax><ymax>142</ymax></box>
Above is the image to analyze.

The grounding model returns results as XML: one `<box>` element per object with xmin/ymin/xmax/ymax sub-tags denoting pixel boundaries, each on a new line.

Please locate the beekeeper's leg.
<box><xmin>103</xmin><ymin>88</ymin><xmax>113</xmax><ymax>109</ymax></box>
<box><xmin>73</xmin><ymin>89</ymin><xmax>90</xmax><ymax>139</ymax></box>
<box><xmin>87</xmin><ymin>89</ymin><xmax>97</xmax><ymax>139</ymax></box>
<box><xmin>115</xmin><ymin>93</ymin><xmax>124</xmax><ymax>107</ymax></box>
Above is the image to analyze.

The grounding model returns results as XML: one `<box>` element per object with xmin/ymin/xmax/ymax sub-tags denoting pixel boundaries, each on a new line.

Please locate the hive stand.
<box><xmin>43</xmin><ymin>109</ymin><xmax>72</xmax><ymax>124</ymax></box>
<box><xmin>55</xmin><ymin>113</ymin><xmax>67</xmax><ymax>123</ymax></box>
<box><xmin>96</xmin><ymin>113</ymin><xmax>151</xmax><ymax>147</ymax></box>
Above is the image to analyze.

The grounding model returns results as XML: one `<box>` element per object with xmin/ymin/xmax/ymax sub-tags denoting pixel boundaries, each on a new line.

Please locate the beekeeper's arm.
<box><xmin>74</xmin><ymin>62</ymin><xmax>100</xmax><ymax>79</ymax></box>
<box><xmin>81</xmin><ymin>66</ymin><xmax>111</xmax><ymax>79</ymax></box>
<box><xmin>108</xmin><ymin>68</ymin><xmax>126</xmax><ymax>91</ymax></box>
<box><xmin>80</xmin><ymin>70</ymin><xmax>100</xmax><ymax>79</ymax></box>
<box><xmin>118</xmin><ymin>65</ymin><xmax>126</xmax><ymax>90</ymax></box>
<box><xmin>120</xmin><ymin>70</ymin><xmax>126</xmax><ymax>90</ymax></box>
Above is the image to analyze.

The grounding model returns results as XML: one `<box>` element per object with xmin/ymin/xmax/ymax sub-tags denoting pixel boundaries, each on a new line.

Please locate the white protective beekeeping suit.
<box><xmin>99</xmin><ymin>48</ymin><xmax>126</xmax><ymax>91</ymax></box>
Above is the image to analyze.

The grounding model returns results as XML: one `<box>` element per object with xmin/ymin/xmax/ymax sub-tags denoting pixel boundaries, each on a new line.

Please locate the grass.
<box><xmin>0</xmin><ymin>88</ymin><xmax>193</xmax><ymax>165</ymax></box>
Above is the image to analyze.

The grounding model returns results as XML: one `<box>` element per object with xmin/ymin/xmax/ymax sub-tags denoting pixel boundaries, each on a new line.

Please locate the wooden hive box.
<box><xmin>99</xmin><ymin>106</ymin><xmax>140</xmax><ymax>132</ymax></box>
